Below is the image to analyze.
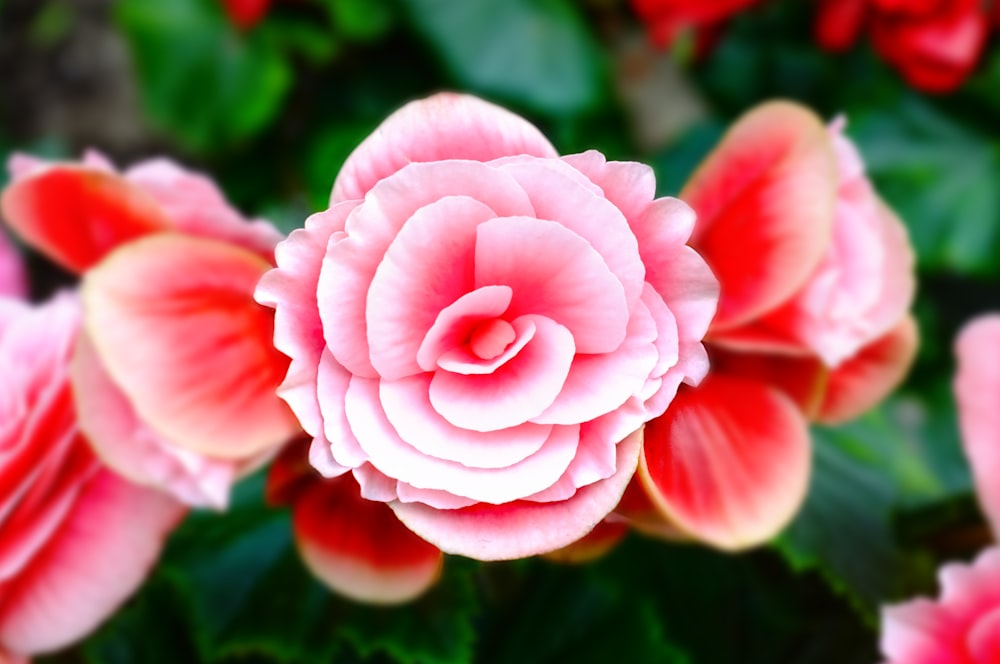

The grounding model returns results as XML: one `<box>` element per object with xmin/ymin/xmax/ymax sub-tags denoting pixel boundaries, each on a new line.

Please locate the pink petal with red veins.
<box><xmin>316</xmin><ymin>351</ymin><xmax>368</xmax><ymax>469</ymax></box>
<box><xmin>681</xmin><ymin>101</ymin><xmax>837</xmax><ymax>331</ymax></box>
<box><xmin>83</xmin><ymin>234</ymin><xmax>297</xmax><ymax>460</ymax></box>
<box><xmin>533</xmin><ymin>297</ymin><xmax>658</xmax><ymax>426</ymax></box>
<box><xmin>256</xmin><ymin>204</ymin><xmax>357</xmax><ymax>438</ymax></box>
<box><xmin>499</xmin><ymin>160</ymin><xmax>645</xmax><ymax>315</ymax></box>
<box><xmin>474</xmin><ymin>217</ymin><xmax>628</xmax><ymax>354</ymax></box>
<box><xmin>0</xmin><ymin>471</ymin><xmax>183</xmax><ymax>656</ymax></box>
<box><xmin>0</xmin><ymin>165</ymin><xmax>170</xmax><ymax>274</ymax></box>
<box><xmin>429</xmin><ymin>315</ymin><xmax>575</xmax><ymax>432</ymax></box>
<box><xmin>561</xmin><ymin>151</ymin><xmax>657</xmax><ymax>224</ymax></box>
<box><xmin>319</xmin><ymin>161</ymin><xmax>534</xmax><ymax>378</ymax></box>
<box><xmin>380</xmin><ymin>375</ymin><xmax>551</xmax><ymax>469</ymax></box>
<box><xmin>331</xmin><ymin>93</ymin><xmax>557</xmax><ymax>203</ymax></box>
<box><xmin>639</xmin><ymin>375</ymin><xmax>811</xmax><ymax>550</ymax></box>
<box><xmin>416</xmin><ymin>286</ymin><xmax>514</xmax><ymax>371</ymax></box>
<box><xmin>292</xmin><ymin>474</ymin><xmax>442</xmax><ymax>605</ymax></box>
<box><xmin>366</xmin><ymin>196</ymin><xmax>496</xmax><ymax>379</ymax></box>
<box><xmin>72</xmin><ymin>333</ymin><xmax>237</xmax><ymax>509</ymax></box>
<box><xmin>390</xmin><ymin>428</ymin><xmax>642</xmax><ymax>561</ymax></box>
<box><xmin>816</xmin><ymin>315</ymin><xmax>918</xmax><ymax>425</ymax></box>
<box><xmin>345</xmin><ymin>377</ymin><xmax>579</xmax><ymax>504</ymax></box>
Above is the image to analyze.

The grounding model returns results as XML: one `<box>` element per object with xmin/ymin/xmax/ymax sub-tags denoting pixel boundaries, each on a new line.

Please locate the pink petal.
<box><xmin>474</xmin><ymin>216</ymin><xmax>629</xmax><ymax>354</ymax></box>
<box><xmin>880</xmin><ymin>599</ymin><xmax>959</xmax><ymax>663</ymax></box>
<box><xmin>681</xmin><ymin>101</ymin><xmax>837</xmax><ymax>331</ymax></box>
<box><xmin>83</xmin><ymin>234</ymin><xmax>298</xmax><ymax>460</ymax></box>
<box><xmin>316</xmin><ymin>351</ymin><xmax>368</xmax><ymax>469</ymax></box>
<box><xmin>416</xmin><ymin>286</ymin><xmax>514</xmax><ymax>371</ymax></box>
<box><xmin>816</xmin><ymin>315</ymin><xmax>918</xmax><ymax>425</ymax></box>
<box><xmin>955</xmin><ymin>315</ymin><xmax>1000</xmax><ymax>535</ymax></box>
<box><xmin>332</xmin><ymin>93</ymin><xmax>557</xmax><ymax>203</ymax></box>
<box><xmin>256</xmin><ymin>204</ymin><xmax>358</xmax><ymax>438</ymax></box>
<box><xmin>969</xmin><ymin>607</ymin><xmax>1000</xmax><ymax>662</ymax></box>
<box><xmin>0</xmin><ymin>471</ymin><xmax>183</xmax><ymax>656</ymax></box>
<box><xmin>366</xmin><ymin>196</ymin><xmax>496</xmax><ymax>379</ymax></box>
<box><xmin>318</xmin><ymin>161</ymin><xmax>534</xmax><ymax>378</ymax></box>
<box><xmin>0</xmin><ymin>165</ymin><xmax>170</xmax><ymax>274</ymax></box>
<box><xmin>561</xmin><ymin>150</ymin><xmax>658</xmax><ymax>226</ymax></box>
<box><xmin>390</xmin><ymin>427</ymin><xmax>643</xmax><ymax>561</ymax></box>
<box><xmin>429</xmin><ymin>315</ymin><xmax>575</xmax><ymax>432</ymax></box>
<box><xmin>639</xmin><ymin>374</ymin><xmax>812</xmax><ymax>550</ymax></box>
<box><xmin>293</xmin><ymin>473</ymin><xmax>442</xmax><ymax>605</ymax></box>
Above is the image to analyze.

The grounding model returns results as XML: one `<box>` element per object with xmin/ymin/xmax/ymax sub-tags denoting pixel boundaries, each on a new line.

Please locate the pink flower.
<box><xmin>881</xmin><ymin>547</ymin><xmax>1000</xmax><ymax>663</ymax></box>
<box><xmin>620</xmin><ymin>101</ymin><xmax>916</xmax><ymax>549</ymax></box>
<box><xmin>256</xmin><ymin>92</ymin><xmax>719</xmax><ymax>561</ymax></box>
<box><xmin>0</xmin><ymin>151</ymin><xmax>300</xmax><ymax>509</ymax></box>
<box><xmin>267</xmin><ymin>440</ymin><xmax>443</xmax><ymax>604</ymax></box>
<box><xmin>0</xmin><ymin>294</ymin><xmax>183</xmax><ymax>660</ymax></box>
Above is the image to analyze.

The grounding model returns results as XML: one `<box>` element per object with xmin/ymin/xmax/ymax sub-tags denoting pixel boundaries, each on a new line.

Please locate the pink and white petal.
<box><xmin>317</xmin><ymin>352</ymin><xmax>368</xmax><ymax>469</ymax></box>
<box><xmin>0</xmin><ymin>165</ymin><xmax>170</xmax><ymax>274</ymax></box>
<box><xmin>124</xmin><ymin>158</ymin><xmax>283</xmax><ymax>261</ymax></box>
<box><xmin>390</xmin><ymin>428</ymin><xmax>643</xmax><ymax>561</ymax></box>
<box><xmin>309</xmin><ymin>435</ymin><xmax>350</xmax><ymax>480</ymax></box>
<box><xmin>395</xmin><ymin>482</ymin><xmax>478</xmax><ymax>510</ymax></box>
<box><xmin>561</xmin><ymin>150</ymin><xmax>658</xmax><ymax>225</ymax></box>
<box><xmin>83</xmin><ymin>234</ymin><xmax>298</xmax><ymax>460</ymax></box>
<box><xmin>256</xmin><ymin>204</ymin><xmax>358</xmax><ymax>437</ymax></box>
<box><xmin>320</xmin><ymin>162</ymin><xmax>534</xmax><ymax>378</ymax></box>
<box><xmin>681</xmin><ymin>101</ymin><xmax>837</xmax><ymax>331</ymax></box>
<box><xmin>880</xmin><ymin>599</ymin><xmax>961</xmax><ymax>663</ymax></box>
<box><xmin>366</xmin><ymin>196</ymin><xmax>496</xmax><ymax>379</ymax></box>
<box><xmin>474</xmin><ymin>217</ymin><xmax>629</xmax><ymax>354</ymax></box>
<box><xmin>639</xmin><ymin>375</ymin><xmax>812</xmax><ymax>550</ymax></box>
<box><xmin>72</xmin><ymin>332</ymin><xmax>237</xmax><ymax>509</ymax></box>
<box><xmin>417</xmin><ymin>285</ymin><xmax>514</xmax><ymax>372</ymax></box>
<box><xmin>351</xmin><ymin>464</ymin><xmax>400</xmax><ymax>502</ymax></box>
<box><xmin>533</xmin><ymin>298</ymin><xmax>658</xmax><ymax>426</ymax></box>
<box><xmin>0</xmin><ymin>471</ymin><xmax>183</xmax><ymax>656</ymax></box>
<box><xmin>293</xmin><ymin>474</ymin><xmax>442</xmax><ymax>605</ymax></box>
<box><xmin>380</xmin><ymin>375</ymin><xmax>551</xmax><ymax>469</ymax></box>
<box><xmin>816</xmin><ymin>315</ymin><xmax>918</xmax><ymax>425</ymax></box>
<box><xmin>429</xmin><ymin>315</ymin><xmax>575</xmax><ymax>432</ymax></box>
<box><xmin>499</xmin><ymin>160</ymin><xmax>645</xmax><ymax>314</ymax></box>
<box><xmin>866</xmin><ymin>200</ymin><xmax>917</xmax><ymax>337</ymax></box>
<box><xmin>332</xmin><ymin>93</ymin><xmax>557</xmax><ymax>203</ymax></box>
<box><xmin>346</xmin><ymin>377</ymin><xmax>579</xmax><ymax>504</ymax></box>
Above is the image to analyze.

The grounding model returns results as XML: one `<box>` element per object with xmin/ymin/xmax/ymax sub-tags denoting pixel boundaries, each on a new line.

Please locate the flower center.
<box><xmin>468</xmin><ymin>318</ymin><xmax>516</xmax><ymax>360</ymax></box>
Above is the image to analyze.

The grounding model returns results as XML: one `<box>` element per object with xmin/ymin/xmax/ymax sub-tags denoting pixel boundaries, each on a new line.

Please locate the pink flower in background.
<box><xmin>0</xmin><ymin>294</ymin><xmax>182</xmax><ymax>660</ymax></box>
<box><xmin>0</xmin><ymin>152</ymin><xmax>300</xmax><ymax>509</ymax></box>
<box><xmin>621</xmin><ymin>101</ymin><xmax>916</xmax><ymax>550</ymax></box>
<box><xmin>267</xmin><ymin>440</ymin><xmax>443</xmax><ymax>604</ymax></box>
<box><xmin>256</xmin><ymin>92</ymin><xmax>719</xmax><ymax>560</ymax></box>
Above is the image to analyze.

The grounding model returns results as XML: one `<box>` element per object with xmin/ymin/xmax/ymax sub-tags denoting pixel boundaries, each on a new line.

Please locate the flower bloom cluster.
<box><xmin>879</xmin><ymin>315</ymin><xmax>1000</xmax><ymax>663</ymax></box>
<box><xmin>256</xmin><ymin>92</ymin><xmax>720</xmax><ymax>561</ymax></box>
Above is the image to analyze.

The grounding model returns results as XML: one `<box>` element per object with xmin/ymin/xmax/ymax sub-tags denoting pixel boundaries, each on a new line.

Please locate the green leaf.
<box><xmin>397</xmin><ymin>0</ymin><xmax>605</xmax><ymax>116</ymax></box>
<box><xmin>317</xmin><ymin>0</ymin><xmax>395</xmax><ymax>41</ymax></box>
<box><xmin>115</xmin><ymin>0</ymin><xmax>292</xmax><ymax>153</ymax></box>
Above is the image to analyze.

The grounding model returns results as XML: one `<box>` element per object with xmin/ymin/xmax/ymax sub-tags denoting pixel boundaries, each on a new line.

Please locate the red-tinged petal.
<box><xmin>954</xmin><ymin>315</ymin><xmax>1000</xmax><ymax>534</ymax></box>
<box><xmin>969</xmin><ymin>608</ymin><xmax>1000</xmax><ymax>661</ymax></box>
<box><xmin>639</xmin><ymin>375</ymin><xmax>811</xmax><ymax>550</ymax></box>
<box><xmin>332</xmin><ymin>93</ymin><xmax>557</xmax><ymax>203</ymax></box>
<box><xmin>0</xmin><ymin>166</ymin><xmax>170</xmax><ymax>273</ymax></box>
<box><xmin>816</xmin><ymin>315</ymin><xmax>918</xmax><ymax>425</ymax></box>
<box><xmin>681</xmin><ymin>101</ymin><xmax>838</xmax><ymax>331</ymax></box>
<box><xmin>0</xmin><ymin>471</ymin><xmax>183</xmax><ymax>656</ymax></box>
<box><xmin>292</xmin><ymin>474</ymin><xmax>442</xmax><ymax>605</ymax></box>
<box><xmin>712</xmin><ymin>349</ymin><xmax>828</xmax><ymax>417</ymax></box>
<box><xmin>814</xmin><ymin>0</ymin><xmax>867</xmax><ymax>51</ymax></box>
<box><xmin>614</xmin><ymin>475</ymin><xmax>690</xmax><ymax>541</ymax></box>
<box><xmin>83</xmin><ymin>234</ymin><xmax>298</xmax><ymax>460</ymax></box>
<box><xmin>390</xmin><ymin>429</ymin><xmax>642</xmax><ymax>561</ymax></box>
<box><xmin>542</xmin><ymin>519</ymin><xmax>629</xmax><ymax>564</ymax></box>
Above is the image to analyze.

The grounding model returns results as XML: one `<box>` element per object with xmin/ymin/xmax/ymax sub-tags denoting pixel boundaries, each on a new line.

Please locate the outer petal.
<box><xmin>292</xmin><ymin>473</ymin><xmax>442</xmax><ymax>604</ymax></box>
<box><xmin>954</xmin><ymin>314</ymin><xmax>1000</xmax><ymax>534</ymax></box>
<box><xmin>83</xmin><ymin>234</ymin><xmax>298</xmax><ymax>460</ymax></box>
<box><xmin>816</xmin><ymin>315</ymin><xmax>918</xmax><ymax>425</ymax></box>
<box><xmin>681</xmin><ymin>101</ymin><xmax>838</xmax><ymax>331</ymax></box>
<box><xmin>331</xmin><ymin>93</ymin><xmax>557</xmax><ymax>203</ymax></box>
<box><xmin>390</xmin><ymin>428</ymin><xmax>643</xmax><ymax>561</ymax></box>
<box><xmin>0</xmin><ymin>164</ymin><xmax>170</xmax><ymax>274</ymax></box>
<box><xmin>0</xmin><ymin>471</ymin><xmax>183</xmax><ymax>656</ymax></box>
<box><xmin>639</xmin><ymin>374</ymin><xmax>811</xmax><ymax>550</ymax></box>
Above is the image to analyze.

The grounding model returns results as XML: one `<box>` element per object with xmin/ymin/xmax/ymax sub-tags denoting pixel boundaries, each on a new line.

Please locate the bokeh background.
<box><xmin>3</xmin><ymin>0</ymin><xmax>998</xmax><ymax>661</ymax></box>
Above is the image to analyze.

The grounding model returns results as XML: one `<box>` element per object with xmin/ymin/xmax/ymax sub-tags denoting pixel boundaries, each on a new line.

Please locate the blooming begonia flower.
<box><xmin>0</xmin><ymin>294</ymin><xmax>183</xmax><ymax>661</ymax></box>
<box><xmin>267</xmin><ymin>440</ymin><xmax>443</xmax><ymax>604</ymax></box>
<box><xmin>0</xmin><ymin>151</ymin><xmax>299</xmax><ymax>509</ymax></box>
<box><xmin>256</xmin><ymin>92</ymin><xmax>719</xmax><ymax>561</ymax></box>
<box><xmin>621</xmin><ymin>101</ymin><xmax>916</xmax><ymax>550</ymax></box>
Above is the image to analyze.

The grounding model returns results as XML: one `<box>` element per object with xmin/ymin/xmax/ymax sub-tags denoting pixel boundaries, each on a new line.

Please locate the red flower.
<box><xmin>221</xmin><ymin>0</ymin><xmax>272</xmax><ymax>31</ymax></box>
<box><xmin>631</xmin><ymin>0</ymin><xmax>760</xmax><ymax>47</ymax></box>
